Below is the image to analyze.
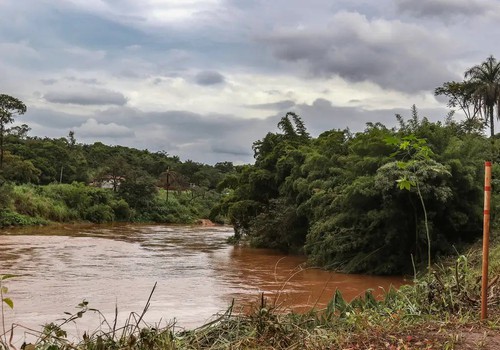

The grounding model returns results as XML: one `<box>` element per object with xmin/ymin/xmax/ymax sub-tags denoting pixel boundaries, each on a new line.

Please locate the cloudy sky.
<box><xmin>1</xmin><ymin>0</ymin><xmax>499</xmax><ymax>164</ymax></box>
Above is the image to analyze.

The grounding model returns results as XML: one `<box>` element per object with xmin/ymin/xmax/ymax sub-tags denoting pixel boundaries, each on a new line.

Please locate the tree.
<box><xmin>0</xmin><ymin>94</ymin><xmax>27</xmax><ymax>169</ymax></box>
<box><xmin>464</xmin><ymin>55</ymin><xmax>500</xmax><ymax>138</ymax></box>
<box><xmin>118</xmin><ymin>169</ymin><xmax>157</xmax><ymax>210</ymax></box>
<box><xmin>385</xmin><ymin>134</ymin><xmax>451</xmax><ymax>272</ymax></box>
<box><xmin>434</xmin><ymin>81</ymin><xmax>483</xmax><ymax>126</ymax></box>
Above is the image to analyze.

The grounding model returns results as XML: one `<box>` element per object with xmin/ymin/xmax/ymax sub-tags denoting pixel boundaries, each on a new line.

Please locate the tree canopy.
<box><xmin>436</xmin><ymin>55</ymin><xmax>500</xmax><ymax>138</ymax></box>
<box><xmin>0</xmin><ymin>94</ymin><xmax>27</xmax><ymax>169</ymax></box>
<box><xmin>217</xmin><ymin>109</ymin><xmax>491</xmax><ymax>274</ymax></box>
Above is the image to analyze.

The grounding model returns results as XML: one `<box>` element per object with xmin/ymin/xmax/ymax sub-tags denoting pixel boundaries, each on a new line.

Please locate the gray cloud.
<box><xmin>23</xmin><ymin>97</ymin><xmax>450</xmax><ymax>165</ymax></box>
<box><xmin>65</xmin><ymin>76</ymin><xmax>102</xmax><ymax>85</ymax></box>
<box><xmin>22</xmin><ymin>107</ymin><xmax>89</xmax><ymax>129</ymax></box>
<box><xmin>260</xmin><ymin>11</ymin><xmax>459</xmax><ymax>92</ymax></box>
<box><xmin>194</xmin><ymin>71</ymin><xmax>226</xmax><ymax>85</ymax></box>
<box><xmin>74</xmin><ymin>118</ymin><xmax>135</xmax><ymax>138</ymax></box>
<box><xmin>211</xmin><ymin>141</ymin><xmax>253</xmax><ymax>157</ymax></box>
<box><xmin>44</xmin><ymin>88</ymin><xmax>128</xmax><ymax>106</ymax></box>
<box><xmin>0</xmin><ymin>0</ymin><xmax>496</xmax><ymax>164</ymax></box>
<box><xmin>396</xmin><ymin>0</ymin><xmax>494</xmax><ymax>19</ymax></box>
<box><xmin>293</xmin><ymin>98</ymin><xmax>449</xmax><ymax>136</ymax></box>
<box><xmin>247</xmin><ymin>100</ymin><xmax>296</xmax><ymax>110</ymax></box>
<box><xmin>40</xmin><ymin>79</ymin><xmax>57</xmax><ymax>85</ymax></box>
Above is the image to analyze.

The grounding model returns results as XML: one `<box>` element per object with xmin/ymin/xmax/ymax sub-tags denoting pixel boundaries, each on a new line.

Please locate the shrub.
<box><xmin>84</xmin><ymin>204</ymin><xmax>115</xmax><ymax>223</ymax></box>
<box><xmin>0</xmin><ymin>210</ymin><xmax>47</xmax><ymax>227</ymax></box>
<box><xmin>111</xmin><ymin>199</ymin><xmax>132</xmax><ymax>221</ymax></box>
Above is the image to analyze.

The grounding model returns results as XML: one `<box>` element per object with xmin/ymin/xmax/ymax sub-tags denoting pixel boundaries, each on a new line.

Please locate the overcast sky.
<box><xmin>1</xmin><ymin>0</ymin><xmax>499</xmax><ymax>164</ymax></box>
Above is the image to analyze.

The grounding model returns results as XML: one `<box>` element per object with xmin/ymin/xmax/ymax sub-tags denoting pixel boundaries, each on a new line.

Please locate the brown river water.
<box><xmin>0</xmin><ymin>224</ymin><xmax>407</xmax><ymax>342</ymax></box>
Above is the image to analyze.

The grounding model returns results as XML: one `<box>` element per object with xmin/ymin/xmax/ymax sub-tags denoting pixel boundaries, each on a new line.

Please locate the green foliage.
<box><xmin>0</xmin><ymin>94</ymin><xmax>27</xmax><ymax>170</ymax></box>
<box><xmin>111</xmin><ymin>199</ymin><xmax>132</xmax><ymax>221</ymax></box>
<box><xmin>438</xmin><ymin>55</ymin><xmax>500</xmax><ymax>139</ymax></box>
<box><xmin>0</xmin><ymin>274</ymin><xmax>16</xmax><ymax>310</ymax></box>
<box><xmin>118</xmin><ymin>169</ymin><xmax>157</xmax><ymax>210</ymax></box>
<box><xmin>249</xmin><ymin>198</ymin><xmax>307</xmax><ymax>253</ymax></box>
<box><xmin>0</xmin><ymin>209</ymin><xmax>47</xmax><ymax>227</ymax></box>
<box><xmin>221</xmin><ymin>110</ymin><xmax>488</xmax><ymax>274</ymax></box>
<box><xmin>386</xmin><ymin>133</ymin><xmax>451</xmax><ymax>271</ymax></box>
<box><xmin>84</xmin><ymin>204</ymin><xmax>115</xmax><ymax>223</ymax></box>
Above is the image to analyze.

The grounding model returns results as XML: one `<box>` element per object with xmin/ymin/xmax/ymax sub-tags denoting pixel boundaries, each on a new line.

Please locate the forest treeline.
<box><xmin>212</xmin><ymin>108</ymin><xmax>499</xmax><ymax>274</ymax></box>
<box><xmin>0</xmin><ymin>119</ymin><xmax>235</xmax><ymax>226</ymax></box>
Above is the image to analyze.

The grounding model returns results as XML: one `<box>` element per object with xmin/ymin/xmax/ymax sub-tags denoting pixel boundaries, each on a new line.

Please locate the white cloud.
<box><xmin>74</xmin><ymin>118</ymin><xmax>135</xmax><ymax>138</ymax></box>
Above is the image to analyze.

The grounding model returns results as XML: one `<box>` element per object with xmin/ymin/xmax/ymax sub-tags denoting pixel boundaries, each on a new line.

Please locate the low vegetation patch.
<box><xmin>0</xmin><ymin>183</ymin><xmax>222</xmax><ymax>228</ymax></box>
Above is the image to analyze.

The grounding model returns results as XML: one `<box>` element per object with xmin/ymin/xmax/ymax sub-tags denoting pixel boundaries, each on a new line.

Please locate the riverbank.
<box><xmin>2</xmin><ymin>242</ymin><xmax>499</xmax><ymax>349</ymax></box>
<box><xmin>0</xmin><ymin>183</ymin><xmax>222</xmax><ymax>228</ymax></box>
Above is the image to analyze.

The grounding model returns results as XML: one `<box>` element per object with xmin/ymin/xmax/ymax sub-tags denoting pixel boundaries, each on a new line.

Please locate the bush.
<box><xmin>111</xmin><ymin>199</ymin><xmax>132</xmax><ymax>221</ymax></box>
<box><xmin>84</xmin><ymin>204</ymin><xmax>115</xmax><ymax>223</ymax></box>
<box><xmin>0</xmin><ymin>210</ymin><xmax>47</xmax><ymax>227</ymax></box>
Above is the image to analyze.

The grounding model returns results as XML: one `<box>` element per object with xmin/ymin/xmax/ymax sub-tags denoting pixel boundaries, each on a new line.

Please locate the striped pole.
<box><xmin>481</xmin><ymin>161</ymin><xmax>492</xmax><ymax>320</ymax></box>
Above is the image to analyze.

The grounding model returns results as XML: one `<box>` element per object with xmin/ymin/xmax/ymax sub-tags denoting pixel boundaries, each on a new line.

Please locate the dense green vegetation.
<box><xmin>214</xmin><ymin>108</ymin><xmax>499</xmax><ymax>275</ymax></box>
<box><xmin>0</xmin><ymin>118</ymin><xmax>235</xmax><ymax>226</ymax></box>
<box><xmin>214</xmin><ymin>55</ymin><xmax>500</xmax><ymax>275</ymax></box>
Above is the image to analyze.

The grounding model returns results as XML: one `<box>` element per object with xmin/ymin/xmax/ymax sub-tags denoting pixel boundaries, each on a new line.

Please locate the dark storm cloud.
<box><xmin>247</xmin><ymin>100</ymin><xmax>296</xmax><ymax>110</ymax></box>
<box><xmin>44</xmin><ymin>89</ymin><xmax>128</xmax><ymax>106</ymax></box>
<box><xmin>260</xmin><ymin>11</ymin><xmax>459</xmax><ymax>93</ymax></box>
<box><xmin>194</xmin><ymin>71</ymin><xmax>226</xmax><ymax>85</ymax></box>
<box><xmin>396</xmin><ymin>0</ymin><xmax>493</xmax><ymax>19</ymax></box>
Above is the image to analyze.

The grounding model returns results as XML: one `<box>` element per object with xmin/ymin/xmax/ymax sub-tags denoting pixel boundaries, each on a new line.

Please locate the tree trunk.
<box><xmin>0</xmin><ymin>123</ymin><xmax>4</xmax><ymax>169</ymax></box>
<box><xmin>490</xmin><ymin>105</ymin><xmax>495</xmax><ymax>138</ymax></box>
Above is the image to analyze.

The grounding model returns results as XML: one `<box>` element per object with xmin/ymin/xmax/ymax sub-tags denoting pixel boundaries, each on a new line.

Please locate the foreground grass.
<box><xmin>2</xmin><ymin>246</ymin><xmax>500</xmax><ymax>350</ymax></box>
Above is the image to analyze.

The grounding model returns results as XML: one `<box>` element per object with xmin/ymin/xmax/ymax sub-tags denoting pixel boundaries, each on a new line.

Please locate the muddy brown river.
<box><xmin>0</xmin><ymin>224</ymin><xmax>407</xmax><ymax>342</ymax></box>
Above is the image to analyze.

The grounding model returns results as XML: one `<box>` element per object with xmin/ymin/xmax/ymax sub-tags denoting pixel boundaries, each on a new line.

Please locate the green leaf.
<box><xmin>2</xmin><ymin>298</ymin><xmax>14</xmax><ymax>309</ymax></box>
<box><xmin>400</xmin><ymin>140</ymin><xmax>410</xmax><ymax>150</ymax></box>
<box><xmin>1</xmin><ymin>274</ymin><xmax>17</xmax><ymax>281</ymax></box>
<box><xmin>384</xmin><ymin>136</ymin><xmax>400</xmax><ymax>146</ymax></box>
<box><xmin>396</xmin><ymin>161</ymin><xmax>408</xmax><ymax>169</ymax></box>
<box><xmin>396</xmin><ymin>178</ymin><xmax>412</xmax><ymax>191</ymax></box>
<box><xmin>1</xmin><ymin>286</ymin><xmax>8</xmax><ymax>294</ymax></box>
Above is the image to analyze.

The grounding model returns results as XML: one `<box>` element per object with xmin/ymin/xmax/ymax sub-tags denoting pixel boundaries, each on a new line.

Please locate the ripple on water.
<box><xmin>0</xmin><ymin>224</ymin><xmax>408</xmax><ymax>345</ymax></box>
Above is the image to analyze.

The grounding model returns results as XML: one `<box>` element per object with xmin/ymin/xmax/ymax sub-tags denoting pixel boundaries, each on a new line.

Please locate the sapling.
<box><xmin>386</xmin><ymin>135</ymin><xmax>435</xmax><ymax>272</ymax></box>
<box><xmin>0</xmin><ymin>274</ymin><xmax>16</xmax><ymax>347</ymax></box>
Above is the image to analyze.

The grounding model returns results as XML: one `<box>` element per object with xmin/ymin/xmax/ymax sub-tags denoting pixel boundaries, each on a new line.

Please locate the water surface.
<box><xmin>0</xmin><ymin>224</ymin><xmax>407</xmax><ymax>341</ymax></box>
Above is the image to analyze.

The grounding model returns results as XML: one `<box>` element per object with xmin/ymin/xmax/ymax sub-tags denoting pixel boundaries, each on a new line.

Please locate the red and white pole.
<box><xmin>481</xmin><ymin>161</ymin><xmax>492</xmax><ymax>320</ymax></box>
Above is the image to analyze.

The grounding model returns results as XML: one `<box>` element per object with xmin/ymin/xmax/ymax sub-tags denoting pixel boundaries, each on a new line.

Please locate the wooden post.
<box><xmin>481</xmin><ymin>161</ymin><xmax>492</xmax><ymax>320</ymax></box>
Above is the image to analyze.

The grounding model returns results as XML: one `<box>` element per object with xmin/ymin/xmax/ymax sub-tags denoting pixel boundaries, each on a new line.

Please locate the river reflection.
<box><xmin>0</xmin><ymin>224</ymin><xmax>407</xmax><ymax>341</ymax></box>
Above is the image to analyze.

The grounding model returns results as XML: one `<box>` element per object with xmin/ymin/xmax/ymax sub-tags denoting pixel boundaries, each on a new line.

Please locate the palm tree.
<box><xmin>464</xmin><ymin>55</ymin><xmax>500</xmax><ymax>138</ymax></box>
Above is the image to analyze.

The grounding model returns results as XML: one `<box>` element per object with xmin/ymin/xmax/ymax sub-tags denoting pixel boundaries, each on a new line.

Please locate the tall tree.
<box><xmin>464</xmin><ymin>55</ymin><xmax>500</xmax><ymax>138</ymax></box>
<box><xmin>434</xmin><ymin>81</ymin><xmax>483</xmax><ymax>124</ymax></box>
<box><xmin>0</xmin><ymin>94</ymin><xmax>27</xmax><ymax>169</ymax></box>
